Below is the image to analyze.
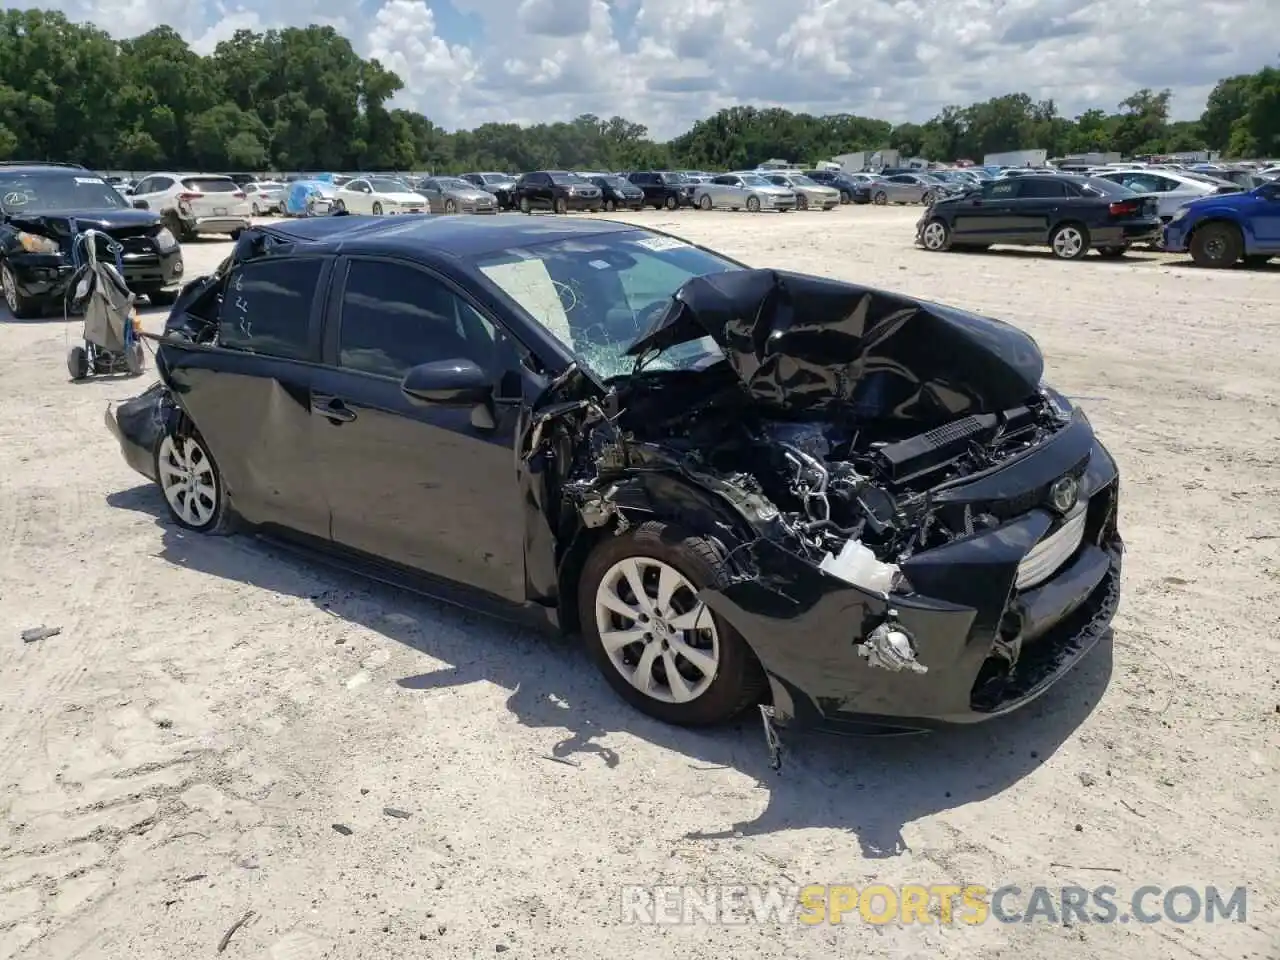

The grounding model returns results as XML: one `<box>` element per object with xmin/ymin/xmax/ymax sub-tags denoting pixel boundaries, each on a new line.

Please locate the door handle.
<box><xmin>312</xmin><ymin>395</ymin><xmax>357</xmax><ymax>423</ymax></box>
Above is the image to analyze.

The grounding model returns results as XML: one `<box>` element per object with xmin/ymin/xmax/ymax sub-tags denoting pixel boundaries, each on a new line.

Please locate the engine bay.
<box><xmin>591</xmin><ymin>364</ymin><xmax>1068</xmax><ymax>586</ymax></box>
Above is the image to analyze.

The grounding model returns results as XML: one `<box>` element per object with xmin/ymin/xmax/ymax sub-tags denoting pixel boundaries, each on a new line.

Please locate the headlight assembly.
<box><xmin>16</xmin><ymin>231</ymin><xmax>60</xmax><ymax>255</ymax></box>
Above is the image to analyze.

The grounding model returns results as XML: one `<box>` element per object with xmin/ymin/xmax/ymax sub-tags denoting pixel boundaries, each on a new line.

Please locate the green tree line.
<box><xmin>1</xmin><ymin>9</ymin><xmax>1277</xmax><ymax>173</ymax></box>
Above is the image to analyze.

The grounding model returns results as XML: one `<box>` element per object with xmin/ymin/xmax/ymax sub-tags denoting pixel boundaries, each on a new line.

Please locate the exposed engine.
<box><xmin>592</xmin><ymin>365</ymin><xmax>1069</xmax><ymax>589</ymax></box>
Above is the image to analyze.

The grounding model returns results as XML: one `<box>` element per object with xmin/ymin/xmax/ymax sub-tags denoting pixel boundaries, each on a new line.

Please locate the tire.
<box><xmin>153</xmin><ymin>428</ymin><xmax>235</xmax><ymax>535</ymax></box>
<box><xmin>1050</xmin><ymin>222</ymin><xmax>1091</xmax><ymax>260</ymax></box>
<box><xmin>578</xmin><ymin>520</ymin><xmax>767</xmax><ymax>726</ymax></box>
<box><xmin>333</xmin><ymin>200</ymin><xmax>346</xmax><ymax>213</ymax></box>
<box><xmin>699</xmin><ymin>194</ymin><xmax>712</xmax><ymax>211</ymax></box>
<box><xmin>165</xmin><ymin>211</ymin><xmax>196</xmax><ymax>243</ymax></box>
<box><xmin>1189</xmin><ymin>223</ymin><xmax>1242</xmax><ymax>267</ymax></box>
<box><xmin>923</xmin><ymin>190</ymin><xmax>937</xmax><ymax>205</ymax></box>
<box><xmin>371</xmin><ymin>202</ymin><xmax>383</xmax><ymax>215</ymax></box>
<box><xmin>665</xmin><ymin>195</ymin><xmax>678</xmax><ymax>210</ymax></box>
<box><xmin>67</xmin><ymin>346</ymin><xmax>89</xmax><ymax>380</ymax></box>
<box><xmin>605</xmin><ymin>199</ymin><xmax>616</xmax><ymax>212</ymax></box>
<box><xmin>873</xmin><ymin>190</ymin><xmax>888</xmax><ymax>205</ymax></box>
<box><xmin>1096</xmin><ymin>246</ymin><xmax>1129</xmax><ymax>259</ymax></box>
<box><xmin>1</xmin><ymin>261</ymin><xmax>42</xmax><ymax>318</ymax></box>
<box><xmin>797</xmin><ymin>194</ymin><xmax>809</xmax><ymax>211</ymax></box>
<box><xmin>520</xmin><ymin>196</ymin><xmax>531</xmax><ymax>214</ymax></box>
<box><xmin>444</xmin><ymin>199</ymin><xmax>457</xmax><ymax>214</ymax></box>
<box><xmin>251</xmin><ymin>202</ymin><xmax>261</xmax><ymax>216</ymax></box>
<box><xmin>840</xmin><ymin>190</ymin><xmax>851</xmax><ymax>204</ymax></box>
<box><xmin>920</xmin><ymin>218</ymin><xmax>951</xmax><ymax>252</ymax></box>
<box><xmin>554</xmin><ymin>197</ymin><xmax>568</xmax><ymax>214</ymax></box>
<box><xmin>747</xmin><ymin>195</ymin><xmax>761</xmax><ymax>213</ymax></box>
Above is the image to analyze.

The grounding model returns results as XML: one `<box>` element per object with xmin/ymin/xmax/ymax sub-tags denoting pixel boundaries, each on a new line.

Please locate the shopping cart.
<box><xmin>64</xmin><ymin>223</ymin><xmax>144</xmax><ymax>379</ymax></box>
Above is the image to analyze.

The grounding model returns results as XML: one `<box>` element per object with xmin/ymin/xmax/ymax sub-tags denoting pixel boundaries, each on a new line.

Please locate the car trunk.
<box><xmin>180</xmin><ymin>178</ymin><xmax>249</xmax><ymax>218</ymax></box>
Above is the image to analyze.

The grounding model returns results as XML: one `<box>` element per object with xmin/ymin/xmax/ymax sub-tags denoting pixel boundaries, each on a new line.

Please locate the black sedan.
<box><xmin>916</xmin><ymin>174</ymin><xmax>1161</xmax><ymax>259</ymax></box>
<box><xmin>1</xmin><ymin>163</ymin><xmax>184</xmax><ymax>318</ymax></box>
<box><xmin>106</xmin><ymin>214</ymin><xmax>1122</xmax><ymax>747</ymax></box>
<box><xmin>588</xmin><ymin>175</ymin><xmax>645</xmax><ymax>211</ymax></box>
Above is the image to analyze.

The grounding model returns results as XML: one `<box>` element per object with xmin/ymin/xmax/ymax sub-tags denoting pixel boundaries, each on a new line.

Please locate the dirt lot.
<box><xmin>1</xmin><ymin>205</ymin><xmax>1277</xmax><ymax>960</ymax></box>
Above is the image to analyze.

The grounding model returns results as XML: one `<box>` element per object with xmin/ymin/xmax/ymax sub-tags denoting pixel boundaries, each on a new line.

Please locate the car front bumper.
<box><xmin>7</xmin><ymin>245</ymin><xmax>185</xmax><ymax>304</ymax></box>
<box><xmin>702</xmin><ymin>409</ymin><xmax>1123</xmax><ymax>733</ymax></box>
<box><xmin>1161</xmin><ymin>218</ymin><xmax>1191</xmax><ymax>252</ymax></box>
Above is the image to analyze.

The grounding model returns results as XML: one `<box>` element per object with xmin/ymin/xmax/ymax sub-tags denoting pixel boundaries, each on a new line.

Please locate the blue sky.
<box><xmin>37</xmin><ymin>0</ymin><xmax>1280</xmax><ymax>139</ymax></box>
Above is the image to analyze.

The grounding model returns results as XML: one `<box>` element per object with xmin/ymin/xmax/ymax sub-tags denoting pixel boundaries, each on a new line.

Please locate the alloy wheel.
<box><xmin>593</xmin><ymin>556</ymin><xmax>720</xmax><ymax>704</ymax></box>
<box><xmin>922</xmin><ymin>221</ymin><xmax>948</xmax><ymax>250</ymax></box>
<box><xmin>157</xmin><ymin>435</ymin><xmax>218</xmax><ymax>528</ymax></box>
<box><xmin>1052</xmin><ymin>226</ymin><xmax>1085</xmax><ymax>258</ymax></box>
<box><xmin>1</xmin><ymin>264</ymin><xmax>17</xmax><ymax>314</ymax></box>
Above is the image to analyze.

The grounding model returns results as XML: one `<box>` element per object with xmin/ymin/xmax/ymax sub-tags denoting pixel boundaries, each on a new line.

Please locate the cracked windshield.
<box><xmin>474</xmin><ymin>231</ymin><xmax>737</xmax><ymax>379</ymax></box>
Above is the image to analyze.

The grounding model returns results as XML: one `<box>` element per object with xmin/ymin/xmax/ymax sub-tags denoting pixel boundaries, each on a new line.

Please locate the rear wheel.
<box><xmin>797</xmin><ymin>194</ymin><xmax>809</xmax><ymax>211</ymax></box>
<box><xmin>873</xmin><ymin>190</ymin><xmax>888</xmax><ymax>205</ymax></box>
<box><xmin>699</xmin><ymin>194</ymin><xmax>712</xmax><ymax>210</ymax></box>
<box><xmin>665</xmin><ymin>195</ymin><xmax>678</xmax><ymax>210</ymax></box>
<box><xmin>444</xmin><ymin>199</ymin><xmax>457</xmax><ymax>214</ymax></box>
<box><xmin>371</xmin><ymin>202</ymin><xmax>383</xmax><ymax>215</ymax></box>
<box><xmin>1189</xmin><ymin>222</ymin><xmax>1242</xmax><ymax>268</ymax></box>
<box><xmin>154</xmin><ymin>430</ymin><xmax>235</xmax><ymax>534</ymax></box>
<box><xmin>840</xmin><ymin>190</ymin><xmax>851</xmax><ymax>204</ymax></box>
<box><xmin>1050</xmin><ymin>222</ymin><xmax>1090</xmax><ymax>260</ymax></box>
<box><xmin>554</xmin><ymin>196</ymin><xmax>568</xmax><ymax>214</ymax></box>
<box><xmin>579</xmin><ymin>520</ymin><xmax>767</xmax><ymax>726</ymax></box>
<box><xmin>333</xmin><ymin>199</ymin><xmax>346</xmax><ymax>213</ymax></box>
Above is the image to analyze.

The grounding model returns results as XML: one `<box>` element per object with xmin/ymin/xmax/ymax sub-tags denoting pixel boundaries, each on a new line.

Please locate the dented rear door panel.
<box><xmin>159</xmin><ymin>344</ymin><xmax>331</xmax><ymax>538</ymax></box>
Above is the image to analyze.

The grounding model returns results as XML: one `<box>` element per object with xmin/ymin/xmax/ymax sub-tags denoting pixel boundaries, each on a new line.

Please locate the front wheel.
<box><xmin>579</xmin><ymin>521</ymin><xmax>767</xmax><ymax>726</ymax></box>
<box><xmin>920</xmin><ymin>218</ymin><xmax>951</xmax><ymax>252</ymax></box>
<box><xmin>554</xmin><ymin>196</ymin><xmax>568</xmax><ymax>214</ymax></box>
<box><xmin>1189</xmin><ymin>223</ymin><xmax>1243</xmax><ymax>268</ymax></box>
<box><xmin>1050</xmin><ymin>223</ymin><xmax>1090</xmax><ymax>260</ymax></box>
<box><xmin>1</xmin><ymin>260</ymin><xmax>42</xmax><ymax>318</ymax></box>
<box><xmin>371</xmin><ymin>202</ymin><xmax>383</xmax><ymax>215</ymax></box>
<box><xmin>872</xmin><ymin>190</ymin><xmax>888</xmax><ymax>205</ymax></box>
<box><xmin>333</xmin><ymin>200</ymin><xmax>346</xmax><ymax>213</ymax></box>
<box><xmin>746</xmin><ymin>195</ymin><xmax>761</xmax><ymax>213</ymax></box>
<box><xmin>797</xmin><ymin>194</ymin><xmax>809</xmax><ymax>211</ymax></box>
<box><xmin>154</xmin><ymin>430</ymin><xmax>235</xmax><ymax>534</ymax></box>
<box><xmin>840</xmin><ymin>190</ymin><xmax>851</xmax><ymax>204</ymax></box>
<box><xmin>520</xmin><ymin>195</ymin><xmax>531</xmax><ymax>214</ymax></box>
<box><xmin>665</xmin><ymin>195</ymin><xmax>678</xmax><ymax>210</ymax></box>
<box><xmin>444</xmin><ymin>199</ymin><xmax>457</xmax><ymax>214</ymax></box>
<box><xmin>251</xmin><ymin>202</ymin><xmax>261</xmax><ymax>216</ymax></box>
<box><xmin>605</xmin><ymin>199</ymin><xmax>616</xmax><ymax>212</ymax></box>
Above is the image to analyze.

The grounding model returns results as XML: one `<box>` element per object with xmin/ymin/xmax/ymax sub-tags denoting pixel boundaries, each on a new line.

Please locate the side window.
<box><xmin>218</xmin><ymin>257</ymin><xmax>323</xmax><ymax>361</ymax></box>
<box><xmin>337</xmin><ymin>260</ymin><xmax>496</xmax><ymax>380</ymax></box>
<box><xmin>148</xmin><ymin>177</ymin><xmax>172</xmax><ymax>193</ymax></box>
<box><xmin>1017</xmin><ymin>178</ymin><xmax>1067</xmax><ymax>198</ymax></box>
<box><xmin>134</xmin><ymin>178</ymin><xmax>153</xmax><ymax>194</ymax></box>
<box><xmin>711</xmin><ymin>175</ymin><xmax>733</xmax><ymax>186</ymax></box>
<box><xmin>984</xmin><ymin>181</ymin><xmax>1019</xmax><ymax>199</ymax></box>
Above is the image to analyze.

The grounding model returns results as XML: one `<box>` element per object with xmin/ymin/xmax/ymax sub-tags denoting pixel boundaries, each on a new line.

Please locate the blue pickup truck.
<box><xmin>1163</xmin><ymin>180</ymin><xmax>1280</xmax><ymax>267</ymax></box>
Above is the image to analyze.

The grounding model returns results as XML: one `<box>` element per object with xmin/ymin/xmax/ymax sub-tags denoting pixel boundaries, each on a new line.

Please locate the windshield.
<box><xmin>789</xmin><ymin>175</ymin><xmax>818</xmax><ymax>186</ymax></box>
<box><xmin>432</xmin><ymin>179</ymin><xmax>470</xmax><ymax>191</ymax></box>
<box><xmin>0</xmin><ymin>173</ymin><xmax>129</xmax><ymax>213</ymax></box>
<box><xmin>550</xmin><ymin>174</ymin><xmax>585</xmax><ymax>185</ymax></box>
<box><xmin>598</xmin><ymin>176</ymin><xmax>630</xmax><ymax>189</ymax></box>
<box><xmin>472</xmin><ymin>230</ymin><xmax>739</xmax><ymax>379</ymax></box>
<box><xmin>483</xmin><ymin>174</ymin><xmax>515</xmax><ymax>184</ymax></box>
<box><xmin>369</xmin><ymin>177</ymin><xmax>411</xmax><ymax>192</ymax></box>
<box><xmin>740</xmin><ymin>175</ymin><xmax>771</xmax><ymax>186</ymax></box>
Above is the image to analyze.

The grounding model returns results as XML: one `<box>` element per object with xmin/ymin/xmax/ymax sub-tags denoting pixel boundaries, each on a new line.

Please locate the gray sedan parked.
<box><xmin>869</xmin><ymin>173</ymin><xmax>943</xmax><ymax>205</ymax></box>
<box><xmin>416</xmin><ymin>177</ymin><xmax>500</xmax><ymax>214</ymax></box>
<box><xmin>762</xmin><ymin>173</ymin><xmax>840</xmax><ymax>210</ymax></box>
<box><xmin>694</xmin><ymin>173</ymin><xmax>797</xmax><ymax>212</ymax></box>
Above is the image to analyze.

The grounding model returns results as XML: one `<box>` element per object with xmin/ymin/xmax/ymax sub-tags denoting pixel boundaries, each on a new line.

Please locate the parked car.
<box><xmin>333</xmin><ymin>176</ymin><xmax>428</xmax><ymax>215</ymax></box>
<box><xmin>0</xmin><ymin>161</ymin><xmax>184</xmax><ymax>318</ymax></box>
<box><xmin>1092</xmin><ymin>169</ymin><xmax>1241</xmax><ymax>225</ymax></box>
<box><xmin>760</xmin><ymin>173</ymin><xmax>839</xmax><ymax>211</ymax></box>
<box><xmin>694</xmin><ymin>173</ymin><xmax>796</xmax><ymax>212</ymax></box>
<box><xmin>514</xmin><ymin>171</ymin><xmax>603</xmax><ymax>213</ymax></box>
<box><xmin>459</xmin><ymin>172</ymin><xmax>519</xmax><ymax>210</ymax></box>
<box><xmin>626</xmin><ymin>171</ymin><xmax>696</xmax><ymax>209</ymax></box>
<box><xmin>916</xmin><ymin>174</ymin><xmax>1162</xmax><ymax>259</ymax></box>
<box><xmin>869</xmin><ymin>173</ymin><xmax>943</xmax><ymax>205</ymax></box>
<box><xmin>244</xmin><ymin>180</ymin><xmax>286</xmax><ymax>216</ymax></box>
<box><xmin>803</xmin><ymin>170</ymin><xmax>867</xmax><ymax>204</ymax></box>
<box><xmin>105</xmin><ymin>214</ymin><xmax>1122</xmax><ymax>741</ymax></box>
<box><xmin>130</xmin><ymin>172</ymin><xmax>251</xmax><ymax>241</ymax></box>
<box><xmin>587</xmin><ymin>175</ymin><xmax>645</xmax><ymax>211</ymax></box>
<box><xmin>1161</xmin><ymin>179</ymin><xmax>1280</xmax><ymax>268</ymax></box>
<box><xmin>415</xmin><ymin>177</ymin><xmax>499</xmax><ymax>214</ymax></box>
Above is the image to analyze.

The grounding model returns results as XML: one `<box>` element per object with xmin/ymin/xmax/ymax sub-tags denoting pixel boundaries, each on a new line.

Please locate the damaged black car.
<box><xmin>1</xmin><ymin>162</ymin><xmax>184</xmax><ymax>318</ymax></box>
<box><xmin>106</xmin><ymin>214</ymin><xmax>1122</xmax><ymax>744</ymax></box>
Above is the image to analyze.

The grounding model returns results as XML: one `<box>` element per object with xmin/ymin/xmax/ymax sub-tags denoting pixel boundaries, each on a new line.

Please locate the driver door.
<box><xmin>311</xmin><ymin>256</ymin><xmax>532</xmax><ymax>600</ymax></box>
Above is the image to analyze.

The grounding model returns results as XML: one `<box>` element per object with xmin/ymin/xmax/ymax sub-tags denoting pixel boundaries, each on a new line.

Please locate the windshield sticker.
<box><xmin>74</xmin><ymin>177</ymin><xmax>106</xmax><ymax>185</ymax></box>
<box><xmin>631</xmin><ymin>236</ymin><xmax>690</xmax><ymax>252</ymax></box>
<box><xmin>479</xmin><ymin>259</ymin><xmax>573</xmax><ymax>346</ymax></box>
<box><xmin>588</xmin><ymin>259</ymin><xmax>611</xmax><ymax>270</ymax></box>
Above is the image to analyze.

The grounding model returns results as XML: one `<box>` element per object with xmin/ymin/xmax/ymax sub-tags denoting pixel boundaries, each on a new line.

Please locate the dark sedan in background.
<box><xmin>917</xmin><ymin>174</ymin><xmax>1161</xmax><ymax>259</ymax></box>
<box><xmin>804</xmin><ymin>169</ymin><xmax>871</xmax><ymax>204</ymax></box>
<box><xmin>1</xmin><ymin>162</ymin><xmax>184</xmax><ymax>317</ymax></box>
<box><xmin>588</xmin><ymin>175</ymin><xmax>645</xmax><ymax>211</ymax></box>
<box><xmin>104</xmin><ymin>214</ymin><xmax>1121</xmax><ymax>757</ymax></box>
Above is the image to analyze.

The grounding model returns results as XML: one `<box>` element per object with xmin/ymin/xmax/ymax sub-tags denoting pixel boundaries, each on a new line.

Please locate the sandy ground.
<box><xmin>1</xmin><ymin>206</ymin><xmax>1278</xmax><ymax>960</ymax></box>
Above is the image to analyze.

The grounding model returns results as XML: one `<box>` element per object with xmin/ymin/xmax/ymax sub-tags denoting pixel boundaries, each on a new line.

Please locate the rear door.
<box><xmin>311</xmin><ymin>256</ymin><xmax>532</xmax><ymax>600</ymax></box>
<box><xmin>951</xmin><ymin>179</ymin><xmax>1020</xmax><ymax>240</ymax></box>
<box><xmin>1005</xmin><ymin>177</ymin><xmax>1069</xmax><ymax>241</ymax></box>
<box><xmin>167</xmin><ymin>254</ymin><xmax>334</xmax><ymax>537</ymax></box>
<box><xmin>1251</xmin><ymin>182</ymin><xmax>1280</xmax><ymax>248</ymax></box>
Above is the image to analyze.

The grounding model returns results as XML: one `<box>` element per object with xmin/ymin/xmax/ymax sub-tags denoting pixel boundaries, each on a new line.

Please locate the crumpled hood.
<box><xmin>624</xmin><ymin>268</ymin><xmax>1044</xmax><ymax>421</ymax></box>
<box><xmin>7</xmin><ymin>208</ymin><xmax>161</xmax><ymax>236</ymax></box>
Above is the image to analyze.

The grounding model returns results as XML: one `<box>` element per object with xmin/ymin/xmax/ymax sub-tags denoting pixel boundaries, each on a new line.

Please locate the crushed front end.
<box><xmin>541</xmin><ymin>268</ymin><xmax>1123</xmax><ymax>734</ymax></box>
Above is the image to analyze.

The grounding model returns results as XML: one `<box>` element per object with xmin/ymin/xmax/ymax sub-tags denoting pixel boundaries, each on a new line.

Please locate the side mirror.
<box><xmin>132</xmin><ymin>199</ymin><xmax>148</xmax><ymax>210</ymax></box>
<box><xmin>401</xmin><ymin>358</ymin><xmax>492</xmax><ymax>406</ymax></box>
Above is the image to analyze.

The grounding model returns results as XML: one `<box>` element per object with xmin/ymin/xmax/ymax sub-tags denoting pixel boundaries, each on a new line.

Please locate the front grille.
<box><xmin>1016</xmin><ymin>506</ymin><xmax>1087</xmax><ymax>590</ymax></box>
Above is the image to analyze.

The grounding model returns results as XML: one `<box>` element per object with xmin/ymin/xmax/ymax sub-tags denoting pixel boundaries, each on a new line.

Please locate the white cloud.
<box><xmin>29</xmin><ymin>0</ymin><xmax>1280</xmax><ymax>139</ymax></box>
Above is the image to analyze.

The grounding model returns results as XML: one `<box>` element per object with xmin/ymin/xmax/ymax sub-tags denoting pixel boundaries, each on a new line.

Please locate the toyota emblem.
<box><xmin>1048</xmin><ymin>475</ymin><xmax>1080</xmax><ymax>513</ymax></box>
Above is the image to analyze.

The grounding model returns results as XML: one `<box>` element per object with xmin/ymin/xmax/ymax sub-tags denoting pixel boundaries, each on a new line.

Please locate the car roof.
<box><xmin>0</xmin><ymin>162</ymin><xmax>93</xmax><ymax>175</ymax></box>
<box><xmin>259</xmin><ymin>212</ymin><xmax>643</xmax><ymax>259</ymax></box>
